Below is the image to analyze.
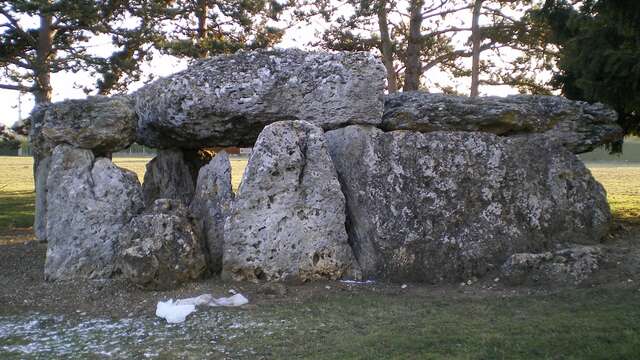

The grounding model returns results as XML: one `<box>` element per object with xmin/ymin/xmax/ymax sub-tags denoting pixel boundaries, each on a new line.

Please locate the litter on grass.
<box><xmin>156</xmin><ymin>293</ymin><xmax>250</xmax><ymax>323</ymax></box>
<box><xmin>339</xmin><ymin>280</ymin><xmax>376</xmax><ymax>285</ymax></box>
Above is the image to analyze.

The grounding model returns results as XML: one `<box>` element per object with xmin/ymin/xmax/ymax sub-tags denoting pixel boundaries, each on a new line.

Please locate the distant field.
<box><xmin>1</xmin><ymin>155</ymin><xmax>639</xmax><ymax>232</ymax></box>
<box><xmin>0</xmin><ymin>156</ymin><xmax>248</xmax><ymax>234</ymax></box>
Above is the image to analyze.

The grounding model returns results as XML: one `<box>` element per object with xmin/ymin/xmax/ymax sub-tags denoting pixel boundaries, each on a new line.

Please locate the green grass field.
<box><xmin>0</xmin><ymin>156</ymin><xmax>247</xmax><ymax>235</ymax></box>
<box><xmin>2</xmin><ymin>155</ymin><xmax>639</xmax><ymax>232</ymax></box>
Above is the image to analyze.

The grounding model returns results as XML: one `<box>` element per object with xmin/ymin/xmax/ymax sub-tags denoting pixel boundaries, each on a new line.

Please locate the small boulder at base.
<box><xmin>325</xmin><ymin>126</ymin><xmax>611</xmax><ymax>283</ymax></box>
<box><xmin>133</xmin><ymin>49</ymin><xmax>385</xmax><ymax>148</ymax></box>
<box><xmin>189</xmin><ymin>151</ymin><xmax>234</xmax><ymax>273</ymax></box>
<box><xmin>382</xmin><ymin>92</ymin><xmax>623</xmax><ymax>153</ymax></box>
<box><xmin>41</xmin><ymin>96</ymin><xmax>137</xmax><ymax>155</ymax></box>
<box><xmin>118</xmin><ymin>199</ymin><xmax>207</xmax><ymax>289</ymax></box>
<box><xmin>45</xmin><ymin>145</ymin><xmax>144</xmax><ymax>280</ymax></box>
<box><xmin>500</xmin><ymin>246</ymin><xmax>602</xmax><ymax>285</ymax></box>
<box><xmin>222</xmin><ymin>121</ymin><xmax>361</xmax><ymax>282</ymax></box>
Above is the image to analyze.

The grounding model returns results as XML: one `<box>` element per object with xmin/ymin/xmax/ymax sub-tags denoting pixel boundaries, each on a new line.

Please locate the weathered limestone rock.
<box><xmin>142</xmin><ymin>149</ymin><xmax>212</xmax><ymax>207</ymax></box>
<box><xmin>500</xmin><ymin>246</ymin><xmax>602</xmax><ymax>285</ymax></box>
<box><xmin>382</xmin><ymin>92</ymin><xmax>623</xmax><ymax>153</ymax></box>
<box><xmin>118</xmin><ymin>199</ymin><xmax>207</xmax><ymax>289</ymax></box>
<box><xmin>34</xmin><ymin>156</ymin><xmax>51</xmax><ymax>242</ymax></box>
<box><xmin>41</xmin><ymin>96</ymin><xmax>137</xmax><ymax>154</ymax></box>
<box><xmin>133</xmin><ymin>49</ymin><xmax>385</xmax><ymax>148</ymax></box>
<box><xmin>325</xmin><ymin>126</ymin><xmax>611</xmax><ymax>282</ymax></box>
<box><xmin>223</xmin><ymin>121</ymin><xmax>361</xmax><ymax>282</ymax></box>
<box><xmin>189</xmin><ymin>151</ymin><xmax>234</xmax><ymax>273</ymax></box>
<box><xmin>45</xmin><ymin>145</ymin><xmax>144</xmax><ymax>280</ymax></box>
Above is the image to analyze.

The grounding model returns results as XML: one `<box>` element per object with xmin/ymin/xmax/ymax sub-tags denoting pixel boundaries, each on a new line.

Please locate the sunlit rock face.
<box><xmin>44</xmin><ymin>145</ymin><xmax>144</xmax><ymax>281</ymax></box>
<box><xmin>133</xmin><ymin>49</ymin><xmax>386</xmax><ymax>149</ymax></box>
<box><xmin>326</xmin><ymin>125</ymin><xmax>611</xmax><ymax>282</ymax></box>
<box><xmin>222</xmin><ymin>121</ymin><xmax>361</xmax><ymax>282</ymax></box>
<box><xmin>382</xmin><ymin>92</ymin><xmax>623</xmax><ymax>154</ymax></box>
<box><xmin>41</xmin><ymin>96</ymin><xmax>137</xmax><ymax>155</ymax></box>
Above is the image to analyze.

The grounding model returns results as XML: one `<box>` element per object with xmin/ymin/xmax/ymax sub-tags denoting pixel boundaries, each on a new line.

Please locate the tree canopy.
<box><xmin>535</xmin><ymin>0</ymin><xmax>640</xmax><ymax>136</ymax></box>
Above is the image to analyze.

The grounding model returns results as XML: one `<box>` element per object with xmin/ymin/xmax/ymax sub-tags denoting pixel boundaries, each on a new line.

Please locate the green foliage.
<box><xmin>0</xmin><ymin>0</ymin><xmax>171</xmax><ymax>99</ymax></box>
<box><xmin>536</xmin><ymin>0</ymin><xmax>640</xmax><ymax>135</ymax></box>
<box><xmin>156</xmin><ymin>0</ymin><xmax>291</xmax><ymax>59</ymax></box>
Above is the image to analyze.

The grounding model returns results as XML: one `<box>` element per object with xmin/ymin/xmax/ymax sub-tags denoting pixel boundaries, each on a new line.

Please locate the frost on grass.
<box><xmin>0</xmin><ymin>311</ymin><xmax>285</xmax><ymax>358</ymax></box>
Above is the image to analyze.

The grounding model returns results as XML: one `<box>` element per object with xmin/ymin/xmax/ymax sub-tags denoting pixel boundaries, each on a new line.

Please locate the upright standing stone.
<box><xmin>33</xmin><ymin>156</ymin><xmax>51</xmax><ymax>242</ymax></box>
<box><xmin>142</xmin><ymin>149</ymin><xmax>197</xmax><ymax>207</ymax></box>
<box><xmin>133</xmin><ymin>49</ymin><xmax>385</xmax><ymax>148</ymax></box>
<box><xmin>45</xmin><ymin>145</ymin><xmax>143</xmax><ymax>280</ymax></box>
<box><xmin>189</xmin><ymin>151</ymin><xmax>234</xmax><ymax>273</ymax></box>
<box><xmin>326</xmin><ymin>125</ymin><xmax>611</xmax><ymax>282</ymax></box>
<box><xmin>223</xmin><ymin>121</ymin><xmax>361</xmax><ymax>282</ymax></box>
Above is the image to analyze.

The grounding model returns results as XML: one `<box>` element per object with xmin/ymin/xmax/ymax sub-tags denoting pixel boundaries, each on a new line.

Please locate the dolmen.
<box><xmin>30</xmin><ymin>49</ymin><xmax>623</xmax><ymax>288</ymax></box>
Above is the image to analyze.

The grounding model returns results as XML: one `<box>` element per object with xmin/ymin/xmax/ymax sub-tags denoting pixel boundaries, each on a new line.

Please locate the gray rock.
<box><xmin>382</xmin><ymin>92</ymin><xmax>623</xmax><ymax>153</ymax></box>
<box><xmin>118</xmin><ymin>199</ymin><xmax>207</xmax><ymax>289</ymax></box>
<box><xmin>41</xmin><ymin>96</ymin><xmax>137</xmax><ymax>154</ymax></box>
<box><xmin>45</xmin><ymin>145</ymin><xmax>144</xmax><ymax>280</ymax></box>
<box><xmin>222</xmin><ymin>121</ymin><xmax>361</xmax><ymax>282</ymax></box>
<box><xmin>325</xmin><ymin>126</ymin><xmax>611</xmax><ymax>282</ymax></box>
<box><xmin>189</xmin><ymin>151</ymin><xmax>234</xmax><ymax>273</ymax></box>
<box><xmin>500</xmin><ymin>246</ymin><xmax>602</xmax><ymax>285</ymax></box>
<box><xmin>142</xmin><ymin>149</ymin><xmax>212</xmax><ymax>207</ymax></box>
<box><xmin>134</xmin><ymin>49</ymin><xmax>385</xmax><ymax>148</ymax></box>
<box><xmin>34</xmin><ymin>156</ymin><xmax>51</xmax><ymax>242</ymax></box>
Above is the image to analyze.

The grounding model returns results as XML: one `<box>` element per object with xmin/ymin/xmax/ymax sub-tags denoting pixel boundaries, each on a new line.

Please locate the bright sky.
<box><xmin>0</xmin><ymin>2</ymin><xmax>542</xmax><ymax>128</ymax></box>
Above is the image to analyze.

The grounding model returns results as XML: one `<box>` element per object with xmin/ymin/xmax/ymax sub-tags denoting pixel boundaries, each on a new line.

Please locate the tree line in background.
<box><xmin>0</xmin><ymin>0</ymin><xmax>638</xmax><ymax>139</ymax></box>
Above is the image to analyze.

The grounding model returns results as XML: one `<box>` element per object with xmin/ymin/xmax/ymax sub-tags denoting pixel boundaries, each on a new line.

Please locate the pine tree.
<box><xmin>0</xmin><ymin>0</ymin><xmax>168</xmax><ymax>104</ymax></box>
<box><xmin>537</xmin><ymin>0</ymin><xmax>640</xmax><ymax>136</ymax></box>
<box><xmin>156</xmin><ymin>0</ymin><xmax>291</xmax><ymax>59</ymax></box>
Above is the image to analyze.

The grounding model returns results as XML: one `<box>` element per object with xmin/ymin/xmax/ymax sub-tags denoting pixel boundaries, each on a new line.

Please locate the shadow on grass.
<box><xmin>0</xmin><ymin>190</ymin><xmax>35</xmax><ymax>234</ymax></box>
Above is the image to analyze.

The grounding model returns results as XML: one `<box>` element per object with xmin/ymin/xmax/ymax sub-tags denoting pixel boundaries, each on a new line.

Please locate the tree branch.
<box><xmin>0</xmin><ymin>7</ymin><xmax>38</xmax><ymax>46</ymax></box>
<box><xmin>0</xmin><ymin>83</ymin><xmax>34</xmax><ymax>92</ymax></box>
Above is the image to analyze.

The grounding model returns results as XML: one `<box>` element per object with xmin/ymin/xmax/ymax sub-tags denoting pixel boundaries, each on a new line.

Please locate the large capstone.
<box><xmin>325</xmin><ymin>126</ymin><xmax>611</xmax><ymax>282</ymax></box>
<box><xmin>222</xmin><ymin>121</ymin><xmax>361</xmax><ymax>282</ymax></box>
<box><xmin>382</xmin><ymin>92</ymin><xmax>623</xmax><ymax>153</ymax></box>
<box><xmin>133</xmin><ymin>49</ymin><xmax>385</xmax><ymax>149</ymax></box>
<box><xmin>41</xmin><ymin>96</ymin><xmax>137</xmax><ymax>154</ymax></box>
<box><xmin>189</xmin><ymin>151</ymin><xmax>234</xmax><ymax>273</ymax></box>
<box><xmin>118</xmin><ymin>199</ymin><xmax>207</xmax><ymax>289</ymax></box>
<box><xmin>45</xmin><ymin>145</ymin><xmax>144</xmax><ymax>281</ymax></box>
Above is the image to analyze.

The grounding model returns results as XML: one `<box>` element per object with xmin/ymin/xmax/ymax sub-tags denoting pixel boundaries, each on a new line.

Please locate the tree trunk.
<box><xmin>195</xmin><ymin>0</ymin><xmax>208</xmax><ymax>58</ymax></box>
<box><xmin>403</xmin><ymin>0</ymin><xmax>424</xmax><ymax>92</ymax></box>
<box><xmin>377</xmin><ymin>0</ymin><xmax>398</xmax><ymax>93</ymax></box>
<box><xmin>470</xmin><ymin>0</ymin><xmax>483</xmax><ymax>97</ymax></box>
<box><xmin>34</xmin><ymin>12</ymin><xmax>53</xmax><ymax>104</ymax></box>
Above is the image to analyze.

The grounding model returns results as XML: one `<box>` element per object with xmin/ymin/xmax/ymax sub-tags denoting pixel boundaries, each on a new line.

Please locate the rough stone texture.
<box><xmin>500</xmin><ymin>246</ymin><xmax>602</xmax><ymax>285</ymax></box>
<box><xmin>118</xmin><ymin>199</ymin><xmax>207</xmax><ymax>289</ymax></box>
<box><xmin>133</xmin><ymin>49</ymin><xmax>385</xmax><ymax>149</ymax></box>
<box><xmin>45</xmin><ymin>145</ymin><xmax>144</xmax><ymax>281</ymax></box>
<box><xmin>189</xmin><ymin>151</ymin><xmax>234</xmax><ymax>273</ymax></box>
<box><xmin>382</xmin><ymin>92</ymin><xmax>623</xmax><ymax>153</ymax></box>
<box><xmin>222</xmin><ymin>121</ymin><xmax>361</xmax><ymax>282</ymax></box>
<box><xmin>34</xmin><ymin>156</ymin><xmax>51</xmax><ymax>242</ymax></box>
<box><xmin>142</xmin><ymin>149</ymin><xmax>211</xmax><ymax>207</ymax></box>
<box><xmin>42</xmin><ymin>96</ymin><xmax>137</xmax><ymax>154</ymax></box>
<box><xmin>325</xmin><ymin>126</ymin><xmax>611</xmax><ymax>282</ymax></box>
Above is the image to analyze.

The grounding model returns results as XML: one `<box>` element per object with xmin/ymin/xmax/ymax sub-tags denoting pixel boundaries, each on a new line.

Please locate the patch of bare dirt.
<box><xmin>1</xmin><ymin>222</ymin><xmax>639</xmax><ymax>319</ymax></box>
